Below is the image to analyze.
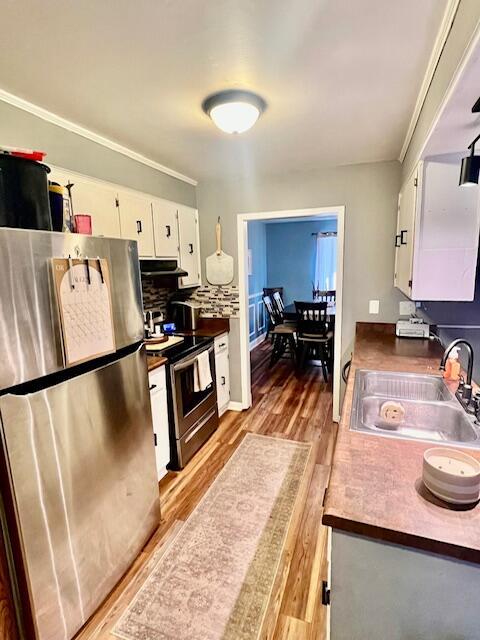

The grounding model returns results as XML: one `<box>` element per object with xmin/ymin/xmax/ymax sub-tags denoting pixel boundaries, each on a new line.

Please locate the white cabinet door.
<box><xmin>411</xmin><ymin>159</ymin><xmax>480</xmax><ymax>301</ymax></box>
<box><xmin>118</xmin><ymin>191</ymin><xmax>155</xmax><ymax>257</ymax></box>
<box><xmin>149</xmin><ymin>367</ymin><xmax>170</xmax><ymax>481</ymax></box>
<box><xmin>178</xmin><ymin>206</ymin><xmax>201</xmax><ymax>288</ymax></box>
<box><xmin>48</xmin><ymin>170</ymin><xmax>121</xmax><ymax>238</ymax></box>
<box><xmin>152</xmin><ymin>198</ymin><xmax>179</xmax><ymax>258</ymax></box>
<box><xmin>214</xmin><ymin>333</ymin><xmax>230</xmax><ymax>416</ymax></box>
<box><xmin>69</xmin><ymin>178</ymin><xmax>120</xmax><ymax>238</ymax></box>
<box><xmin>394</xmin><ymin>165</ymin><xmax>419</xmax><ymax>298</ymax></box>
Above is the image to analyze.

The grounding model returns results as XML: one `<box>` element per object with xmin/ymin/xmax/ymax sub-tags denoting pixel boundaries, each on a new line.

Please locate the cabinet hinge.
<box><xmin>408</xmin><ymin>279</ymin><xmax>413</xmax><ymax>288</ymax></box>
<box><xmin>321</xmin><ymin>580</ymin><xmax>331</xmax><ymax>606</ymax></box>
<box><xmin>154</xmin><ymin>433</ymin><xmax>157</xmax><ymax>447</ymax></box>
<box><xmin>115</xmin><ymin>198</ymin><xmax>119</xmax><ymax>207</ymax></box>
<box><xmin>413</xmin><ymin>177</ymin><xmax>418</xmax><ymax>187</ymax></box>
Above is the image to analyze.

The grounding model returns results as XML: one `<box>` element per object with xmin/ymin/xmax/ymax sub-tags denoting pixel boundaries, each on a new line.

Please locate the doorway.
<box><xmin>237</xmin><ymin>206</ymin><xmax>345</xmax><ymax>421</ymax></box>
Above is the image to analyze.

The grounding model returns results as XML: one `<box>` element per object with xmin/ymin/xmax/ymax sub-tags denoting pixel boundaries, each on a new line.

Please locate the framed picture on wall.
<box><xmin>248</xmin><ymin>304</ymin><xmax>256</xmax><ymax>337</ymax></box>
<box><xmin>257</xmin><ymin>301</ymin><xmax>265</xmax><ymax>332</ymax></box>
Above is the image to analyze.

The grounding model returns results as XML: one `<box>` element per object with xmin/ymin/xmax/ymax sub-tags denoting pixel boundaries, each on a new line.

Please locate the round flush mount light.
<box><xmin>202</xmin><ymin>89</ymin><xmax>267</xmax><ymax>134</ymax></box>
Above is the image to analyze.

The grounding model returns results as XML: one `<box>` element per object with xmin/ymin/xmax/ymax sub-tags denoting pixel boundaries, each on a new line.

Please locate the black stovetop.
<box><xmin>151</xmin><ymin>334</ymin><xmax>213</xmax><ymax>364</ymax></box>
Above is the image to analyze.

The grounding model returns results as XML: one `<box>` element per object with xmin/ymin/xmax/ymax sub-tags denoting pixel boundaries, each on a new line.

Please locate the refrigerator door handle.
<box><xmin>5</xmin><ymin>344</ymin><xmax>144</xmax><ymax>396</ymax></box>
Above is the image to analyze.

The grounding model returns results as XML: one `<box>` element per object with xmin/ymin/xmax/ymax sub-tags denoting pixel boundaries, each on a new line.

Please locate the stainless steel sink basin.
<box><xmin>350</xmin><ymin>370</ymin><xmax>480</xmax><ymax>446</ymax></box>
<box><xmin>358</xmin><ymin>370</ymin><xmax>452</xmax><ymax>402</ymax></box>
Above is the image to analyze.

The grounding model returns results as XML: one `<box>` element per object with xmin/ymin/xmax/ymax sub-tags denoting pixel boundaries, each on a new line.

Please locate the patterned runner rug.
<box><xmin>113</xmin><ymin>433</ymin><xmax>311</xmax><ymax>640</ymax></box>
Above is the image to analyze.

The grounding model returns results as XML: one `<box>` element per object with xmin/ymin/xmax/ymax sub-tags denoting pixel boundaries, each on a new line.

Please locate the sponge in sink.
<box><xmin>379</xmin><ymin>400</ymin><xmax>405</xmax><ymax>424</ymax></box>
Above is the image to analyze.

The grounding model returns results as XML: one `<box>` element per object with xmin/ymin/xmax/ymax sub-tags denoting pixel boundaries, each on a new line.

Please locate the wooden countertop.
<box><xmin>323</xmin><ymin>322</ymin><xmax>480</xmax><ymax>564</ymax></box>
<box><xmin>146</xmin><ymin>318</ymin><xmax>229</xmax><ymax>373</ymax></box>
<box><xmin>175</xmin><ymin>317</ymin><xmax>230</xmax><ymax>338</ymax></box>
<box><xmin>146</xmin><ymin>354</ymin><xmax>168</xmax><ymax>372</ymax></box>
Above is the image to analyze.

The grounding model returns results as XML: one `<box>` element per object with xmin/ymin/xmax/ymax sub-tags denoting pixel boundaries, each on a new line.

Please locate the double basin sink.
<box><xmin>350</xmin><ymin>370</ymin><xmax>480</xmax><ymax>446</ymax></box>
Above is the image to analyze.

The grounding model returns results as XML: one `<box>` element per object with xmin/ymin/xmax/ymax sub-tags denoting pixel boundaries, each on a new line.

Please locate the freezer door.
<box><xmin>0</xmin><ymin>346</ymin><xmax>159</xmax><ymax>640</ymax></box>
<box><xmin>0</xmin><ymin>227</ymin><xmax>143</xmax><ymax>390</ymax></box>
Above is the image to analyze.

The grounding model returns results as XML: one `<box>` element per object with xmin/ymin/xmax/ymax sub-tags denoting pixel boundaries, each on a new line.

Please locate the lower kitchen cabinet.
<box><xmin>148</xmin><ymin>366</ymin><xmax>170</xmax><ymax>481</ymax></box>
<box><xmin>214</xmin><ymin>333</ymin><xmax>230</xmax><ymax>416</ymax></box>
<box><xmin>328</xmin><ymin>529</ymin><xmax>480</xmax><ymax>640</ymax></box>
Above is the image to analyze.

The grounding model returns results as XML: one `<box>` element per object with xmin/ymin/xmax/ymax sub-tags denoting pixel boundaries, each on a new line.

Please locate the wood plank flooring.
<box><xmin>76</xmin><ymin>340</ymin><xmax>337</xmax><ymax>640</ymax></box>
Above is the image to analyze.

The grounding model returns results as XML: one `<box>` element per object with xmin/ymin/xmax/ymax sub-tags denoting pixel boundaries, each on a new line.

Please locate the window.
<box><xmin>314</xmin><ymin>233</ymin><xmax>337</xmax><ymax>291</ymax></box>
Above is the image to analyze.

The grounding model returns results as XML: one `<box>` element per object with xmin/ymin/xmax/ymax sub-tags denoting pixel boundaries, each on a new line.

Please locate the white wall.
<box><xmin>197</xmin><ymin>160</ymin><xmax>405</xmax><ymax>403</ymax></box>
<box><xmin>0</xmin><ymin>100</ymin><xmax>196</xmax><ymax>206</ymax></box>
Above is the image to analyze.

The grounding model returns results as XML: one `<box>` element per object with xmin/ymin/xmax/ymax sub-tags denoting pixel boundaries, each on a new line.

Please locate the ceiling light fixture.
<box><xmin>459</xmin><ymin>133</ymin><xmax>480</xmax><ymax>187</ymax></box>
<box><xmin>202</xmin><ymin>90</ymin><xmax>267</xmax><ymax>134</ymax></box>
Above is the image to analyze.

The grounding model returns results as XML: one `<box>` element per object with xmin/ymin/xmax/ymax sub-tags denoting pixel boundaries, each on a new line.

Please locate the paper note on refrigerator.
<box><xmin>53</xmin><ymin>258</ymin><xmax>115</xmax><ymax>366</ymax></box>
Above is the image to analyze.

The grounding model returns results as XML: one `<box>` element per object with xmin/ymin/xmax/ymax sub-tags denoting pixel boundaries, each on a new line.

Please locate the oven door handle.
<box><xmin>184</xmin><ymin>408</ymin><xmax>217</xmax><ymax>444</ymax></box>
<box><xmin>172</xmin><ymin>346</ymin><xmax>214</xmax><ymax>373</ymax></box>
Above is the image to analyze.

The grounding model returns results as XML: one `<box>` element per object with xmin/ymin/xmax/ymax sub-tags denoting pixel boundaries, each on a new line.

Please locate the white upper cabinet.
<box><xmin>152</xmin><ymin>198</ymin><xmax>179</xmax><ymax>258</ymax></box>
<box><xmin>70</xmin><ymin>178</ymin><xmax>120</xmax><ymax>238</ymax></box>
<box><xmin>177</xmin><ymin>205</ymin><xmax>201</xmax><ymax>288</ymax></box>
<box><xmin>394</xmin><ymin>164</ymin><xmax>419</xmax><ymax>298</ymax></box>
<box><xmin>49</xmin><ymin>169</ymin><xmax>121</xmax><ymax>238</ymax></box>
<box><xmin>394</xmin><ymin>158</ymin><xmax>480</xmax><ymax>301</ymax></box>
<box><xmin>47</xmin><ymin>166</ymin><xmax>201</xmax><ymax>284</ymax></box>
<box><xmin>117</xmin><ymin>191</ymin><xmax>155</xmax><ymax>257</ymax></box>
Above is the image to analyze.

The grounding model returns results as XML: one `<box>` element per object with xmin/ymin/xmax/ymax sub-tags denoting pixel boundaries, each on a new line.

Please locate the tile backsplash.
<box><xmin>141</xmin><ymin>278</ymin><xmax>172</xmax><ymax>315</ymax></box>
<box><xmin>141</xmin><ymin>278</ymin><xmax>239</xmax><ymax>319</ymax></box>
<box><xmin>184</xmin><ymin>285</ymin><xmax>239</xmax><ymax>318</ymax></box>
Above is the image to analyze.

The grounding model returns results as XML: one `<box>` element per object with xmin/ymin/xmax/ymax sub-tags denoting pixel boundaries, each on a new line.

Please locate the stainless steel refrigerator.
<box><xmin>0</xmin><ymin>228</ymin><xmax>160</xmax><ymax>640</ymax></box>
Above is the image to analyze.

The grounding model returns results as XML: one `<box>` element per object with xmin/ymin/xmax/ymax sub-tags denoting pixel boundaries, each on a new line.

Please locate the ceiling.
<box><xmin>0</xmin><ymin>0</ymin><xmax>449</xmax><ymax>182</ymax></box>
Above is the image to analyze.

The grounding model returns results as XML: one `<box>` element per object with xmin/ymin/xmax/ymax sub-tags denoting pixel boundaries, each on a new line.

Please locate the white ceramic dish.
<box><xmin>422</xmin><ymin>447</ymin><xmax>480</xmax><ymax>505</ymax></box>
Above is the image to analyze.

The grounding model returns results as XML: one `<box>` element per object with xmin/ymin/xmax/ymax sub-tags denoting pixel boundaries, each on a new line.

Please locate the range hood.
<box><xmin>140</xmin><ymin>259</ymin><xmax>188</xmax><ymax>278</ymax></box>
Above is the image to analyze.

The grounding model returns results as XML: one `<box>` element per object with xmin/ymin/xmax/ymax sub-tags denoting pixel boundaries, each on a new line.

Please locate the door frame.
<box><xmin>237</xmin><ymin>205</ymin><xmax>345</xmax><ymax>421</ymax></box>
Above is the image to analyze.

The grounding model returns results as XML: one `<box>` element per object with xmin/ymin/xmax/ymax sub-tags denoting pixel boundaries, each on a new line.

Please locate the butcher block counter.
<box><xmin>323</xmin><ymin>322</ymin><xmax>480</xmax><ymax>564</ymax></box>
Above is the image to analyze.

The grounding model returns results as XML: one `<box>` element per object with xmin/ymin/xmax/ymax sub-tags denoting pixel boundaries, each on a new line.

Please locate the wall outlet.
<box><xmin>369</xmin><ymin>300</ymin><xmax>380</xmax><ymax>314</ymax></box>
<box><xmin>399</xmin><ymin>300</ymin><xmax>416</xmax><ymax>316</ymax></box>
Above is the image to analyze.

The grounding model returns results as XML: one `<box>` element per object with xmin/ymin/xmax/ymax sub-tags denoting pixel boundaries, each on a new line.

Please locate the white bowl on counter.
<box><xmin>422</xmin><ymin>447</ymin><xmax>480</xmax><ymax>505</ymax></box>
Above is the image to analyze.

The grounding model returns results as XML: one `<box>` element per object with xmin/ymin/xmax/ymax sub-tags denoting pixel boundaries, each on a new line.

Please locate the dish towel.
<box><xmin>194</xmin><ymin>350</ymin><xmax>213</xmax><ymax>392</ymax></box>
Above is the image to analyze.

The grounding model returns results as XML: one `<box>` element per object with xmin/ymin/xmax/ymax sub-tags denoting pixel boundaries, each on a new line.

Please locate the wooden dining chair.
<box><xmin>294</xmin><ymin>301</ymin><xmax>333</xmax><ymax>381</ymax></box>
<box><xmin>264</xmin><ymin>288</ymin><xmax>284</xmax><ymax>341</ymax></box>
<box><xmin>315</xmin><ymin>289</ymin><xmax>336</xmax><ymax>304</ymax></box>
<box><xmin>263</xmin><ymin>295</ymin><xmax>296</xmax><ymax>368</ymax></box>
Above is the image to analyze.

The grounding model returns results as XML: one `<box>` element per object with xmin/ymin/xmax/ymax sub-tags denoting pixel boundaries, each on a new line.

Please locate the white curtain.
<box><xmin>314</xmin><ymin>234</ymin><xmax>337</xmax><ymax>291</ymax></box>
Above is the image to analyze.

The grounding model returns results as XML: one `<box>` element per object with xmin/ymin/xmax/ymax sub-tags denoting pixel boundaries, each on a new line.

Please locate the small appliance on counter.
<box><xmin>396</xmin><ymin>317</ymin><xmax>430</xmax><ymax>339</ymax></box>
<box><xmin>169</xmin><ymin>300</ymin><xmax>203</xmax><ymax>331</ymax></box>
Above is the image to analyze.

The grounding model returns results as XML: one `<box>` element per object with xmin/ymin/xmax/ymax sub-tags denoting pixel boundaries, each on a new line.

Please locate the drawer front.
<box><xmin>214</xmin><ymin>333</ymin><xmax>229</xmax><ymax>356</ymax></box>
<box><xmin>148</xmin><ymin>365</ymin><xmax>166</xmax><ymax>392</ymax></box>
<box><xmin>178</xmin><ymin>407</ymin><xmax>218</xmax><ymax>467</ymax></box>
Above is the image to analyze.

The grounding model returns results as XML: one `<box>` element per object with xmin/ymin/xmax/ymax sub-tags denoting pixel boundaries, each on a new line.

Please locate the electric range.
<box><xmin>150</xmin><ymin>334</ymin><xmax>218</xmax><ymax>470</ymax></box>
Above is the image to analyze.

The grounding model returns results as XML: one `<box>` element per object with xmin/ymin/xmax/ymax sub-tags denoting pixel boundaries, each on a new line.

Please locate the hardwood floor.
<box><xmin>76</xmin><ymin>340</ymin><xmax>337</xmax><ymax>640</ymax></box>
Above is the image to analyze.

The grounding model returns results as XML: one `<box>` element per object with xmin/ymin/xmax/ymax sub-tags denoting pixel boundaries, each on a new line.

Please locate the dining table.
<box><xmin>282</xmin><ymin>301</ymin><xmax>336</xmax><ymax>322</ymax></box>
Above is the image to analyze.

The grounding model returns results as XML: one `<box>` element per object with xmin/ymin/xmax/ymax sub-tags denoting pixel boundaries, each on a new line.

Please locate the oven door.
<box><xmin>171</xmin><ymin>345</ymin><xmax>217</xmax><ymax>438</ymax></box>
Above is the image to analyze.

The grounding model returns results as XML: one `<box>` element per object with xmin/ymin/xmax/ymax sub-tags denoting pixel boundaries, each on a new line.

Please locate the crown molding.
<box><xmin>399</xmin><ymin>0</ymin><xmax>461</xmax><ymax>163</ymax></box>
<box><xmin>0</xmin><ymin>88</ymin><xmax>198</xmax><ymax>186</ymax></box>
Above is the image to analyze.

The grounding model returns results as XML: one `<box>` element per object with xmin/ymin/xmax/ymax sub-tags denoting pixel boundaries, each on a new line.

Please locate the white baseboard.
<box><xmin>249</xmin><ymin>333</ymin><xmax>267</xmax><ymax>351</ymax></box>
<box><xmin>227</xmin><ymin>401</ymin><xmax>244</xmax><ymax>412</ymax></box>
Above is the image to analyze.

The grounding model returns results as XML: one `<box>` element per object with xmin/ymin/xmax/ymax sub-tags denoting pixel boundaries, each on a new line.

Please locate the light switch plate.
<box><xmin>399</xmin><ymin>300</ymin><xmax>416</xmax><ymax>316</ymax></box>
<box><xmin>369</xmin><ymin>300</ymin><xmax>380</xmax><ymax>314</ymax></box>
